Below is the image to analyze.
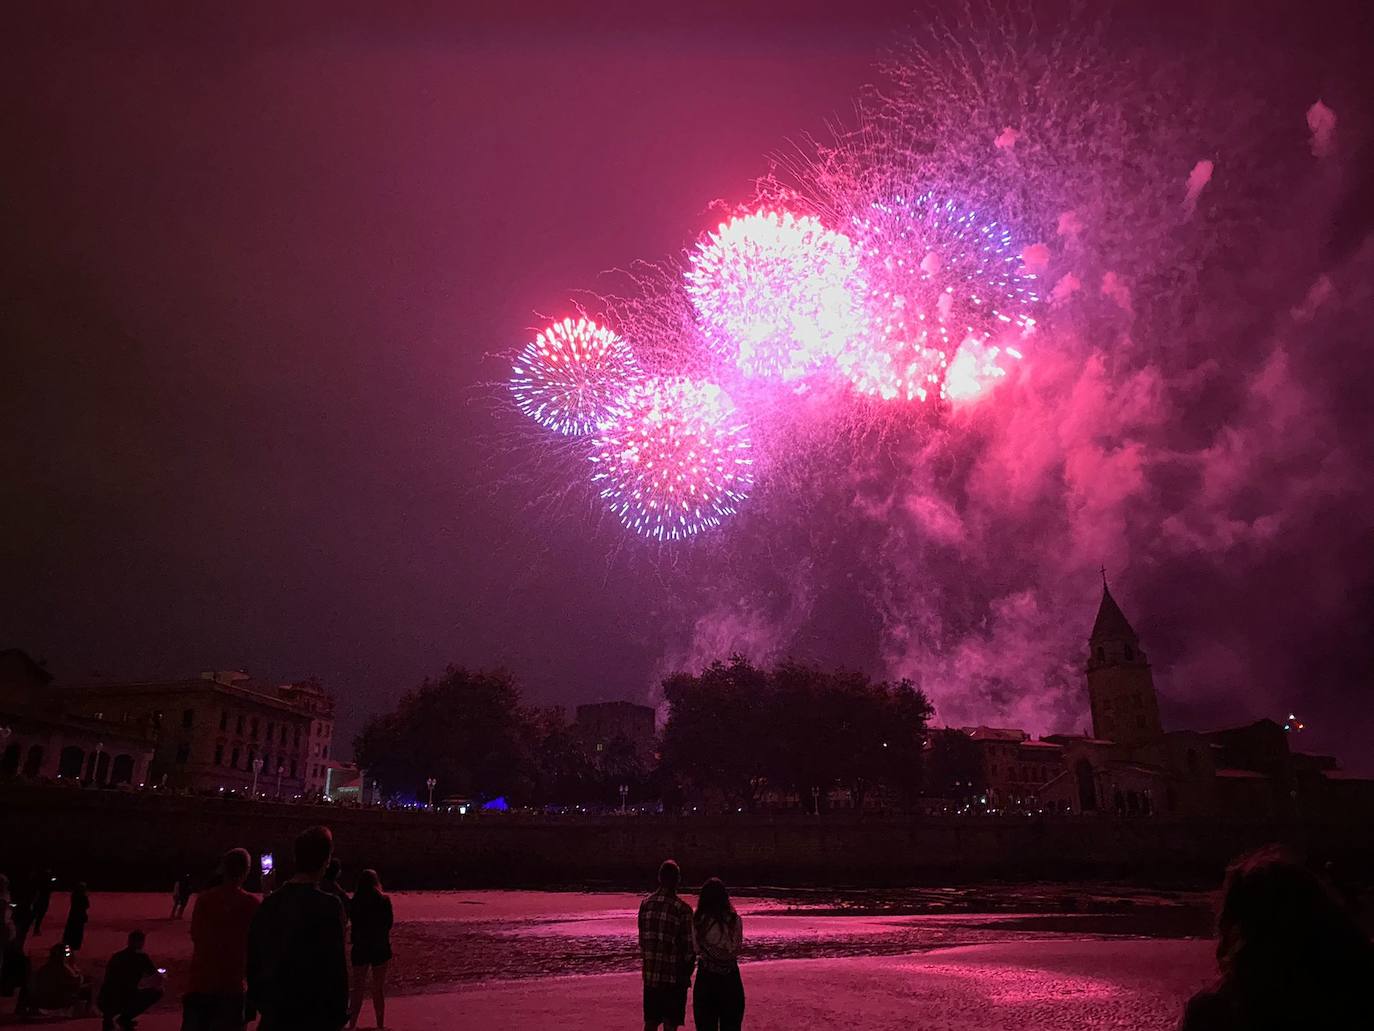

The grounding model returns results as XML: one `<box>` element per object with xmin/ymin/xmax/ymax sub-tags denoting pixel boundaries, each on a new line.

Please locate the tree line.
<box><xmin>353</xmin><ymin>657</ymin><xmax>936</xmax><ymax>812</ymax></box>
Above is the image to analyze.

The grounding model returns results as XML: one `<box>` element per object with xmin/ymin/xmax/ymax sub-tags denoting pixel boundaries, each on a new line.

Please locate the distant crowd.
<box><xmin>2</xmin><ymin>838</ymin><xmax>1371</xmax><ymax>1030</ymax></box>
<box><xmin>0</xmin><ymin>826</ymin><xmax>392</xmax><ymax>1030</ymax></box>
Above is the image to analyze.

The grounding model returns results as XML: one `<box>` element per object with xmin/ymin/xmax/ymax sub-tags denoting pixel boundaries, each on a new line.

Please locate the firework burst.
<box><xmin>842</xmin><ymin>195</ymin><xmax>1038</xmax><ymax>402</ymax></box>
<box><xmin>509</xmin><ymin>317</ymin><xmax>643</xmax><ymax>435</ymax></box>
<box><xmin>686</xmin><ymin>211</ymin><xmax>865</xmax><ymax>381</ymax></box>
<box><xmin>589</xmin><ymin>378</ymin><xmax>753</xmax><ymax>541</ymax></box>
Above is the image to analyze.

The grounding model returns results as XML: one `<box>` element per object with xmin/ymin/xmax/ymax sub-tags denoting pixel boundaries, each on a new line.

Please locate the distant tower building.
<box><xmin>1085</xmin><ymin>578</ymin><xmax>1163</xmax><ymax>747</ymax></box>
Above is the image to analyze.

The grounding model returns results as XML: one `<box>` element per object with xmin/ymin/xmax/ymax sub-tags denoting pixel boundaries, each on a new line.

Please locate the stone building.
<box><xmin>58</xmin><ymin>671</ymin><xmax>335</xmax><ymax>796</ymax></box>
<box><xmin>275</xmin><ymin>677</ymin><xmax>337</xmax><ymax>795</ymax></box>
<box><xmin>961</xmin><ymin>727</ymin><xmax>1066</xmax><ymax>810</ymax></box>
<box><xmin>575</xmin><ymin>700</ymin><xmax>657</xmax><ymax>762</ymax></box>
<box><xmin>0</xmin><ymin>649</ymin><xmax>155</xmax><ymax>786</ymax></box>
<box><xmin>927</xmin><ymin>581</ymin><xmax>1372</xmax><ymax>819</ymax></box>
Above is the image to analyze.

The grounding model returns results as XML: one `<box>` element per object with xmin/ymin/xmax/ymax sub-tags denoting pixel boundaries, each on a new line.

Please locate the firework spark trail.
<box><xmin>589</xmin><ymin>377</ymin><xmax>754</xmax><ymax>542</ymax></box>
<box><xmin>476</xmin><ymin>2</ymin><xmax>1374</xmax><ymax>766</ymax></box>
<box><xmin>509</xmin><ymin>317</ymin><xmax>643</xmax><ymax>436</ymax></box>
<box><xmin>844</xmin><ymin>194</ymin><xmax>1038</xmax><ymax>402</ymax></box>
<box><xmin>685</xmin><ymin>211</ymin><xmax>866</xmax><ymax>382</ymax></box>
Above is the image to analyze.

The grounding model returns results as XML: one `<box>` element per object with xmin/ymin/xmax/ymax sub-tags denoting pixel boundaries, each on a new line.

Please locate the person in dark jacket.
<box><xmin>692</xmin><ymin>878</ymin><xmax>745</xmax><ymax>1031</ymax></box>
<box><xmin>1178</xmin><ymin>845</ymin><xmax>1374</xmax><ymax>1031</ymax></box>
<box><xmin>98</xmin><ymin>930</ymin><xmax>162</xmax><ymax>1030</ymax></box>
<box><xmin>345</xmin><ymin>869</ymin><xmax>394</xmax><ymax>1030</ymax></box>
<box><xmin>62</xmin><ymin>883</ymin><xmax>90</xmax><ymax>952</ymax></box>
<box><xmin>246</xmin><ymin>827</ymin><xmax>348</xmax><ymax>1031</ymax></box>
<box><xmin>30</xmin><ymin>869</ymin><xmax>55</xmax><ymax>937</ymax></box>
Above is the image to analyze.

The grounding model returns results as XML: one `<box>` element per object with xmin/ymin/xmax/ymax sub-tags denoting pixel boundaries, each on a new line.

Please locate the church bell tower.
<box><xmin>1085</xmin><ymin>577</ymin><xmax>1163</xmax><ymax>747</ymax></box>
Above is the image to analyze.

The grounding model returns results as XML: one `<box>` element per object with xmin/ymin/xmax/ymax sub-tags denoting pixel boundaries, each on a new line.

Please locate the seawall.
<box><xmin>4</xmin><ymin>785</ymin><xmax>1370</xmax><ymax>889</ymax></box>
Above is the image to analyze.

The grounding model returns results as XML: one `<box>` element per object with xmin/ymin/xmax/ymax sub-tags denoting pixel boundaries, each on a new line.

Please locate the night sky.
<box><xmin>5</xmin><ymin>2</ymin><xmax>1372</xmax><ymax>771</ymax></box>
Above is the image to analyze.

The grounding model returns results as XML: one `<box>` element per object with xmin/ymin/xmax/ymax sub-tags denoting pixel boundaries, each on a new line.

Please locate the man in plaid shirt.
<box><xmin>638</xmin><ymin>859</ymin><xmax>694</xmax><ymax>1031</ymax></box>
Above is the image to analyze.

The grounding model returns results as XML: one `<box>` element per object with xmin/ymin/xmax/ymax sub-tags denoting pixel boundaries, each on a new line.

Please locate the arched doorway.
<box><xmin>0</xmin><ymin>742</ymin><xmax>19</xmax><ymax>776</ymax></box>
<box><xmin>111</xmin><ymin>754</ymin><xmax>135</xmax><ymax>786</ymax></box>
<box><xmin>59</xmin><ymin>746</ymin><xmax>84</xmax><ymax>778</ymax></box>
<box><xmin>1075</xmin><ymin>759</ymin><xmax>1096</xmax><ymax>811</ymax></box>
<box><xmin>23</xmin><ymin>744</ymin><xmax>44</xmax><ymax>777</ymax></box>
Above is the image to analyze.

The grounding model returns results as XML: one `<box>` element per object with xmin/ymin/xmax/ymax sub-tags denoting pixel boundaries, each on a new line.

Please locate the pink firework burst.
<box><xmin>589</xmin><ymin>378</ymin><xmax>753</xmax><ymax>541</ymax></box>
<box><xmin>686</xmin><ymin>211</ymin><xmax>865</xmax><ymax>381</ymax></box>
<box><xmin>843</xmin><ymin>195</ymin><xmax>1038</xmax><ymax>402</ymax></box>
<box><xmin>510</xmin><ymin>316</ymin><xmax>643</xmax><ymax>436</ymax></box>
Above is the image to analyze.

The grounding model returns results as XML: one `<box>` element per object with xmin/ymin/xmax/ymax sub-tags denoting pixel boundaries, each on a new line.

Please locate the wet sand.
<box><xmin>7</xmin><ymin>888</ymin><xmax>1216</xmax><ymax>1029</ymax></box>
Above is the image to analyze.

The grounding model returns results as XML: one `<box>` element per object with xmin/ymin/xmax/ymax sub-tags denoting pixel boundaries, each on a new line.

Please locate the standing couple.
<box><xmin>638</xmin><ymin>860</ymin><xmax>745</xmax><ymax>1031</ymax></box>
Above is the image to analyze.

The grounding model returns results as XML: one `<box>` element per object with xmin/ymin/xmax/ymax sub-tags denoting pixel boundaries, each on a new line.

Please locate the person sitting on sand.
<box><xmin>23</xmin><ymin>941</ymin><xmax>92</xmax><ymax>1015</ymax></box>
<box><xmin>638</xmin><ymin>859</ymin><xmax>695</xmax><ymax>1031</ymax></box>
<box><xmin>1178</xmin><ymin>845</ymin><xmax>1374</xmax><ymax>1031</ymax></box>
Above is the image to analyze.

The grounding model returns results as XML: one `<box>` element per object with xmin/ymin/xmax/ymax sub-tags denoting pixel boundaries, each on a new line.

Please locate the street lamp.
<box><xmin>811</xmin><ymin>785</ymin><xmax>821</xmax><ymax>815</ymax></box>
<box><xmin>276</xmin><ymin>764</ymin><xmax>284</xmax><ymax>799</ymax></box>
<box><xmin>94</xmin><ymin>741</ymin><xmax>104</xmax><ymax>787</ymax></box>
<box><xmin>426</xmin><ymin>777</ymin><xmax>437</xmax><ymax>808</ymax></box>
<box><xmin>619</xmin><ymin>783</ymin><xmax>629</xmax><ymax>815</ymax></box>
<box><xmin>251</xmin><ymin>757</ymin><xmax>264</xmax><ymax>798</ymax></box>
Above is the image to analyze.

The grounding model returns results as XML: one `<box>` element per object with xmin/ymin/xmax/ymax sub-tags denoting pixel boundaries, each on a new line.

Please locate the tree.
<box><xmin>660</xmin><ymin>656</ymin><xmax>770</xmax><ymax>810</ymax></box>
<box><xmin>659</xmin><ymin>656</ymin><xmax>935</xmax><ymax>812</ymax></box>
<box><xmin>354</xmin><ymin>667</ymin><xmax>534</xmax><ymax>803</ymax></box>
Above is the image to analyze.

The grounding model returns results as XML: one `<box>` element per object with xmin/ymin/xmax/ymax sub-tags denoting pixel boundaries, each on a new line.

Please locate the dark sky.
<box><xmin>4</xmin><ymin>2</ymin><xmax>1372</xmax><ymax>769</ymax></box>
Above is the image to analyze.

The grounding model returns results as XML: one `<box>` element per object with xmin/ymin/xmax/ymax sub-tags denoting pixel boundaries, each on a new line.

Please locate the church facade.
<box><xmin>946</xmin><ymin>582</ymin><xmax>1369</xmax><ymax>820</ymax></box>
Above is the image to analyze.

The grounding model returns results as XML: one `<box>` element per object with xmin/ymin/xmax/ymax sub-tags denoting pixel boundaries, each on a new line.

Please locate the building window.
<box><xmin>214</xmin><ymin>743</ymin><xmax>224</xmax><ymax>766</ymax></box>
<box><xmin>220</xmin><ymin>710</ymin><xmax>228</xmax><ymax>731</ymax></box>
<box><xmin>153</xmin><ymin>710</ymin><xmax>164</xmax><ymax>726</ymax></box>
<box><xmin>294</xmin><ymin>728</ymin><xmax>302</xmax><ymax>748</ymax></box>
<box><xmin>93</xmin><ymin>711</ymin><xmax>104</xmax><ymax>720</ymax></box>
<box><xmin>247</xmin><ymin>748</ymin><xmax>256</xmax><ymax>768</ymax></box>
<box><xmin>231</xmin><ymin>746</ymin><xmax>241</xmax><ymax>769</ymax></box>
<box><xmin>250</xmin><ymin>718</ymin><xmax>259</xmax><ymax>739</ymax></box>
<box><xmin>267</xmin><ymin>722</ymin><xmax>274</xmax><ymax>742</ymax></box>
<box><xmin>176</xmin><ymin>742</ymin><xmax>191</xmax><ymax>764</ymax></box>
<box><xmin>280</xmin><ymin>726</ymin><xmax>287</xmax><ymax>745</ymax></box>
<box><xmin>182</xmin><ymin>708</ymin><xmax>194</xmax><ymax>729</ymax></box>
<box><xmin>236</xmin><ymin>715</ymin><xmax>245</xmax><ymax>735</ymax></box>
<box><xmin>290</xmin><ymin>759</ymin><xmax>297</xmax><ymax>778</ymax></box>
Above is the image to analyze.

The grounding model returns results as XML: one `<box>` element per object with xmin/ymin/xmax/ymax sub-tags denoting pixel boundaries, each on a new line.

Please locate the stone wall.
<box><xmin>3</xmin><ymin>784</ymin><xmax>1370</xmax><ymax>890</ymax></box>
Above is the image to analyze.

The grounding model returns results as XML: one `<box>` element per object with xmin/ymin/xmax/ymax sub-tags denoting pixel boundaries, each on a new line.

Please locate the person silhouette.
<box><xmin>692</xmin><ymin>878</ymin><xmax>745</xmax><ymax>1031</ymax></box>
<box><xmin>638</xmin><ymin>860</ymin><xmax>694</xmax><ymax>1031</ymax></box>
<box><xmin>62</xmin><ymin>883</ymin><xmax>90</xmax><ymax>952</ymax></box>
<box><xmin>1178</xmin><ymin>845</ymin><xmax>1374</xmax><ymax>1030</ymax></box>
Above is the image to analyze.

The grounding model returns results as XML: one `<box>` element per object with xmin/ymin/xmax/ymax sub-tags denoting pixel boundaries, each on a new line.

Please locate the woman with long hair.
<box><xmin>346</xmin><ymin>868</ymin><xmax>394</xmax><ymax>1029</ymax></box>
<box><xmin>693</xmin><ymin>877</ymin><xmax>745</xmax><ymax>1031</ymax></box>
<box><xmin>1179</xmin><ymin>845</ymin><xmax>1373</xmax><ymax>1030</ymax></box>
